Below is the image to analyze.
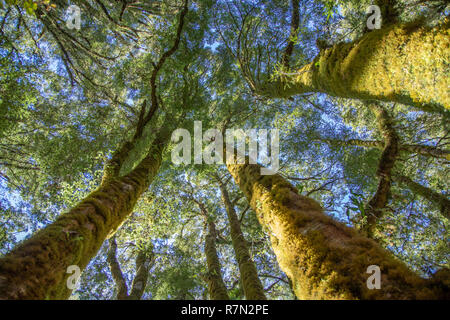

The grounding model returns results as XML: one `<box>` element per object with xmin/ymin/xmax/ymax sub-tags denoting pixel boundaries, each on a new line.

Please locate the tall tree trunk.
<box><xmin>363</xmin><ymin>105</ymin><xmax>399</xmax><ymax>237</ymax></box>
<box><xmin>107</xmin><ymin>236</ymin><xmax>154</xmax><ymax>300</ymax></box>
<box><xmin>322</xmin><ymin>138</ymin><xmax>450</xmax><ymax>160</ymax></box>
<box><xmin>203</xmin><ymin>217</ymin><xmax>230</xmax><ymax>300</ymax></box>
<box><xmin>128</xmin><ymin>249</ymin><xmax>154</xmax><ymax>300</ymax></box>
<box><xmin>0</xmin><ymin>132</ymin><xmax>168</xmax><ymax>299</ymax></box>
<box><xmin>394</xmin><ymin>174</ymin><xmax>450</xmax><ymax>220</ymax></box>
<box><xmin>218</xmin><ymin>181</ymin><xmax>267</xmax><ymax>300</ymax></box>
<box><xmin>107</xmin><ymin>236</ymin><xmax>129</xmax><ymax>300</ymax></box>
<box><xmin>226</xmin><ymin>162</ymin><xmax>449</xmax><ymax>299</ymax></box>
<box><xmin>257</xmin><ymin>20</ymin><xmax>450</xmax><ymax>114</ymax></box>
<box><xmin>0</xmin><ymin>0</ymin><xmax>188</xmax><ymax>299</ymax></box>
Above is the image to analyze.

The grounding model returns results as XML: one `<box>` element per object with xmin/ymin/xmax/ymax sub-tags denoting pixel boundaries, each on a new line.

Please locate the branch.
<box><xmin>281</xmin><ymin>0</ymin><xmax>300</xmax><ymax>69</ymax></box>
<box><xmin>143</xmin><ymin>0</ymin><xmax>189</xmax><ymax>126</ymax></box>
<box><xmin>363</xmin><ymin>105</ymin><xmax>399</xmax><ymax>237</ymax></box>
<box><xmin>107</xmin><ymin>236</ymin><xmax>129</xmax><ymax>300</ymax></box>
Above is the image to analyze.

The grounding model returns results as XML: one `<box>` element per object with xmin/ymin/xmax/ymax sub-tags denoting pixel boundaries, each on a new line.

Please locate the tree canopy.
<box><xmin>0</xmin><ymin>0</ymin><xmax>448</xmax><ymax>300</ymax></box>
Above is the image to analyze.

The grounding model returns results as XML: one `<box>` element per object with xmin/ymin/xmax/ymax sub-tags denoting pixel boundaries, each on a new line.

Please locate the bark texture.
<box><xmin>258</xmin><ymin>20</ymin><xmax>450</xmax><ymax>114</ymax></box>
<box><xmin>107</xmin><ymin>236</ymin><xmax>154</xmax><ymax>300</ymax></box>
<box><xmin>323</xmin><ymin>138</ymin><xmax>450</xmax><ymax>160</ymax></box>
<box><xmin>203</xmin><ymin>217</ymin><xmax>230</xmax><ymax>300</ymax></box>
<box><xmin>0</xmin><ymin>133</ymin><xmax>168</xmax><ymax>300</ymax></box>
<box><xmin>226</xmin><ymin>162</ymin><xmax>449</xmax><ymax>299</ymax></box>
<box><xmin>218</xmin><ymin>182</ymin><xmax>266</xmax><ymax>300</ymax></box>
<box><xmin>394</xmin><ymin>174</ymin><xmax>450</xmax><ymax>220</ymax></box>
<box><xmin>363</xmin><ymin>105</ymin><xmax>399</xmax><ymax>237</ymax></box>
<box><xmin>107</xmin><ymin>236</ymin><xmax>129</xmax><ymax>300</ymax></box>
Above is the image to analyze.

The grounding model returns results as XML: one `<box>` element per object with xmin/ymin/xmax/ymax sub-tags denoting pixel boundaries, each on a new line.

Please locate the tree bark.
<box><xmin>394</xmin><ymin>174</ymin><xmax>450</xmax><ymax>220</ymax></box>
<box><xmin>257</xmin><ymin>20</ymin><xmax>450</xmax><ymax>114</ymax></box>
<box><xmin>226</xmin><ymin>162</ymin><xmax>449</xmax><ymax>299</ymax></box>
<box><xmin>322</xmin><ymin>138</ymin><xmax>450</xmax><ymax>160</ymax></box>
<box><xmin>107</xmin><ymin>236</ymin><xmax>154</xmax><ymax>300</ymax></box>
<box><xmin>363</xmin><ymin>105</ymin><xmax>399</xmax><ymax>237</ymax></box>
<box><xmin>203</xmin><ymin>217</ymin><xmax>230</xmax><ymax>300</ymax></box>
<box><xmin>128</xmin><ymin>249</ymin><xmax>154</xmax><ymax>300</ymax></box>
<box><xmin>218</xmin><ymin>181</ymin><xmax>266</xmax><ymax>300</ymax></box>
<box><xmin>107</xmin><ymin>236</ymin><xmax>129</xmax><ymax>300</ymax></box>
<box><xmin>0</xmin><ymin>132</ymin><xmax>168</xmax><ymax>300</ymax></box>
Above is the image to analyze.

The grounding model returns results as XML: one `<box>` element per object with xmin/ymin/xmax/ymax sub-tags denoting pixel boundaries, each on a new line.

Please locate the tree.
<box><xmin>107</xmin><ymin>235</ymin><xmax>154</xmax><ymax>300</ymax></box>
<box><xmin>226</xmin><ymin>160</ymin><xmax>449</xmax><ymax>299</ymax></box>
<box><xmin>217</xmin><ymin>0</ymin><xmax>449</xmax><ymax>113</ymax></box>
<box><xmin>0</xmin><ymin>0</ymin><xmax>448</xmax><ymax>300</ymax></box>
<box><xmin>216</xmin><ymin>173</ymin><xmax>266</xmax><ymax>300</ymax></box>
<box><xmin>0</xmin><ymin>1</ymin><xmax>189</xmax><ymax>299</ymax></box>
<box><xmin>198</xmin><ymin>201</ymin><xmax>230</xmax><ymax>300</ymax></box>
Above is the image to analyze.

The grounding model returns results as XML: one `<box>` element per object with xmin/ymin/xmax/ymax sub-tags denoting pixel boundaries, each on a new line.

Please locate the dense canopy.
<box><xmin>0</xmin><ymin>0</ymin><xmax>448</xmax><ymax>300</ymax></box>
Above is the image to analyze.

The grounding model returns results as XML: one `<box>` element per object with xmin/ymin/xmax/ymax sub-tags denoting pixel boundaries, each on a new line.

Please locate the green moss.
<box><xmin>262</xmin><ymin>20</ymin><xmax>450</xmax><ymax>114</ymax></box>
<box><xmin>227</xmin><ymin>162</ymin><xmax>449</xmax><ymax>299</ymax></box>
<box><xmin>0</xmin><ymin>138</ymin><xmax>167</xmax><ymax>299</ymax></box>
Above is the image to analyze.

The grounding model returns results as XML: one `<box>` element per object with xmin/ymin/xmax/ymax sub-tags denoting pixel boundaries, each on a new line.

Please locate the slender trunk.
<box><xmin>363</xmin><ymin>105</ymin><xmax>399</xmax><ymax>237</ymax></box>
<box><xmin>394</xmin><ymin>174</ymin><xmax>450</xmax><ymax>220</ymax></box>
<box><xmin>203</xmin><ymin>218</ymin><xmax>230</xmax><ymax>300</ymax></box>
<box><xmin>325</xmin><ymin>138</ymin><xmax>383</xmax><ymax>150</ymax></box>
<box><xmin>107</xmin><ymin>236</ymin><xmax>129</xmax><ymax>300</ymax></box>
<box><xmin>281</xmin><ymin>0</ymin><xmax>300</xmax><ymax>69</ymax></box>
<box><xmin>128</xmin><ymin>249</ymin><xmax>154</xmax><ymax>300</ymax></box>
<box><xmin>323</xmin><ymin>138</ymin><xmax>450</xmax><ymax>160</ymax></box>
<box><xmin>226</xmin><ymin>162</ymin><xmax>448</xmax><ymax>299</ymax></box>
<box><xmin>218</xmin><ymin>182</ymin><xmax>266</xmax><ymax>300</ymax></box>
<box><xmin>0</xmin><ymin>133</ymin><xmax>168</xmax><ymax>299</ymax></box>
<box><xmin>107</xmin><ymin>236</ymin><xmax>154</xmax><ymax>300</ymax></box>
<box><xmin>258</xmin><ymin>21</ymin><xmax>450</xmax><ymax>114</ymax></box>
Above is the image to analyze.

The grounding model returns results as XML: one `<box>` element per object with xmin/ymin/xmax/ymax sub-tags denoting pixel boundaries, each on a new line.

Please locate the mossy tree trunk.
<box><xmin>218</xmin><ymin>180</ymin><xmax>267</xmax><ymax>300</ymax></box>
<box><xmin>322</xmin><ymin>138</ymin><xmax>450</xmax><ymax>160</ymax></box>
<box><xmin>257</xmin><ymin>20</ymin><xmax>450</xmax><ymax>114</ymax></box>
<box><xmin>107</xmin><ymin>236</ymin><xmax>129</xmax><ymax>300</ymax></box>
<box><xmin>226</xmin><ymin>162</ymin><xmax>449</xmax><ymax>299</ymax></box>
<box><xmin>197</xmin><ymin>202</ymin><xmax>230</xmax><ymax>300</ymax></box>
<box><xmin>128</xmin><ymin>249</ymin><xmax>154</xmax><ymax>300</ymax></box>
<box><xmin>394</xmin><ymin>174</ymin><xmax>450</xmax><ymax>220</ymax></box>
<box><xmin>363</xmin><ymin>105</ymin><xmax>399</xmax><ymax>237</ymax></box>
<box><xmin>203</xmin><ymin>220</ymin><xmax>230</xmax><ymax>300</ymax></box>
<box><xmin>107</xmin><ymin>236</ymin><xmax>154</xmax><ymax>300</ymax></box>
<box><xmin>0</xmin><ymin>0</ymin><xmax>189</xmax><ymax>299</ymax></box>
<box><xmin>0</xmin><ymin>132</ymin><xmax>168</xmax><ymax>300</ymax></box>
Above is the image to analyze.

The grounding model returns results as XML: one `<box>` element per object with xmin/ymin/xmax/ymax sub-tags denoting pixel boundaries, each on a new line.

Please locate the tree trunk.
<box><xmin>363</xmin><ymin>105</ymin><xmax>399</xmax><ymax>237</ymax></box>
<box><xmin>0</xmin><ymin>133</ymin><xmax>168</xmax><ymax>299</ymax></box>
<box><xmin>226</xmin><ymin>162</ymin><xmax>449</xmax><ymax>299</ymax></box>
<box><xmin>107</xmin><ymin>236</ymin><xmax>129</xmax><ymax>300</ymax></box>
<box><xmin>218</xmin><ymin>182</ymin><xmax>266</xmax><ymax>300</ymax></box>
<box><xmin>203</xmin><ymin>218</ymin><xmax>230</xmax><ymax>300</ymax></box>
<box><xmin>394</xmin><ymin>174</ymin><xmax>450</xmax><ymax>220</ymax></box>
<box><xmin>107</xmin><ymin>236</ymin><xmax>154</xmax><ymax>300</ymax></box>
<box><xmin>127</xmin><ymin>249</ymin><xmax>154</xmax><ymax>300</ymax></box>
<box><xmin>323</xmin><ymin>138</ymin><xmax>450</xmax><ymax>160</ymax></box>
<box><xmin>258</xmin><ymin>20</ymin><xmax>450</xmax><ymax>114</ymax></box>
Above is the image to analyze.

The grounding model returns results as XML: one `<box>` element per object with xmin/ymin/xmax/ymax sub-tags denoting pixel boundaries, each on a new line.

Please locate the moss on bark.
<box><xmin>259</xmin><ymin>20</ymin><xmax>450</xmax><ymax>114</ymax></box>
<box><xmin>394</xmin><ymin>174</ymin><xmax>450</xmax><ymax>220</ymax></box>
<box><xmin>227</xmin><ymin>162</ymin><xmax>449</xmax><ymax>299</ymax></box>
<box><xmin>0</xmin><ymin>134</ymin><xmax>167</xmax><ymax>299</ymax></box>
<box><xmin>219</xmin><ymin>182</ymin><xmax>266</xmax><ymax>300</ymax></box>
<box><xmin>204</xmin><ymin>219</ymin><xmax>230</xmax><ymax>300</ymax></box>
<box><xmin>363</xmin><ymin>105</ymin><xmax>399</xmax><ymax>237</ymax></box>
